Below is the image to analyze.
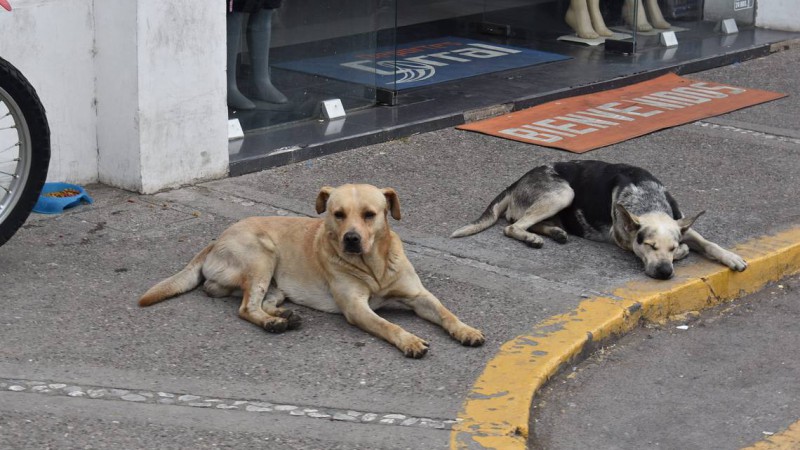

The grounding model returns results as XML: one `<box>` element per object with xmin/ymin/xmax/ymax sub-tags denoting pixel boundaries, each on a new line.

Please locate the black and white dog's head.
<box><xmin>615</xmin><ymin>204</ymin><xmax>703</xmax><ymax>279</ymax></box>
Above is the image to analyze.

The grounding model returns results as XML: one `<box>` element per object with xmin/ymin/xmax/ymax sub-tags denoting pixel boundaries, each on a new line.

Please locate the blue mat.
<box><xmin>274</xmin><ymin>37</ymin><xmax>570</xmax><ymax>90</ymax></box>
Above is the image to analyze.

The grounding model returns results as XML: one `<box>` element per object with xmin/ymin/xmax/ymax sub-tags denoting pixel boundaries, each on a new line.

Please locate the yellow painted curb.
<box><xmin>741</xmin><ymin>419</ymin><xmax>800</xmax><ymax>449</ymax></box>
<box><xmin>451</xmin><ymin>226</ymin><xmax>800</xmax><ymax>449</ymax></box>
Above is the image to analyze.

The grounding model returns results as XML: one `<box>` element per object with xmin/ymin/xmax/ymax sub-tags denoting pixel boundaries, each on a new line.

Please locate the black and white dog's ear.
<box><xmin>615</xmin><ymin>203</ymin><xmax>641</xmax><ymax>233</ymax></box>
<box><xmin>677</xmin><ymin>210</ymin><xmax>705</xmax><ymax>234</ymax></box>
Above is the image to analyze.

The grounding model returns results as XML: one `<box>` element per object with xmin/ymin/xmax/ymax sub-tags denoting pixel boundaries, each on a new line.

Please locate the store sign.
<box><xmin>341</xmin><ymin>42</ymin><xmax>527</xmax><ymax>84</ymax></box>
<box><xmin>734</xmin><ymin>0</ymin><xmax>754</xmax><ymax>10</ymax></box>
<box><xmin>457</xmin><ymin>73</ymin><xmax>785</xmax><ymax>153</ymax></box>
<box><xmin>274</xmin><ymin>37</ymin><xmax>569</xmax><ymax>90</ymax></box>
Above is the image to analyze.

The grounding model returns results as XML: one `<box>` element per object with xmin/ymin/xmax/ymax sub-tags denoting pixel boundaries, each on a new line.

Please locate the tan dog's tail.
<box><xmin>138</xmin><ymin>244</ymin><xmax>214</xmax><ymax>307</ymax></box>
<box><xmin>451</xmin><ymin>190</ymin><xmax>511</xmax><ymax>238</ymax></box>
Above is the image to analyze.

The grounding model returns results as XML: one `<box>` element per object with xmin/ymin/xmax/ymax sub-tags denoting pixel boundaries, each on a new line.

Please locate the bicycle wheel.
<box><xmin>0</xmin><ymin>56</ymin><xmax>50</xmax><ymax>246</ymax></box>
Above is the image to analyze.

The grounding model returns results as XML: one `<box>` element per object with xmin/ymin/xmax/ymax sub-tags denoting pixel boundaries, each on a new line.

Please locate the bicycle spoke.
<box><xmin>0</xmin><ymin>142</ymin><xmax>19</xmax><ymax>153</ymax></box>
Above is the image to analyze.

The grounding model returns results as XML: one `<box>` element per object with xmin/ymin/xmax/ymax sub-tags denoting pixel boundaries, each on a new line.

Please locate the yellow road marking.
<box><xmin>451</xmin><ymin>226</ymin><xmax>800</xmax><ymax>449</ymax></box>
<box><xmin>741</xmin><ymin>419</ymin><xmax>800</xmax><ymax>449</ymax></box>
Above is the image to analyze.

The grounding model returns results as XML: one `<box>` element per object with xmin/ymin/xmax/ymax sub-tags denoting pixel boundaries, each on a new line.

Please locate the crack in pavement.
<box><xmin>0</xmin><ymin>377</ymin><xmax>459</xmax><ymax>430</ymax></box>
<box><xmin>403</xmin><ymin>242</ymin><xmax>607</xmax><ymax>299</ymax></box>
<box><xmin>694</xmin><ymin>121</ymin><xmax>800</xmax><ymax>145</ymax></box>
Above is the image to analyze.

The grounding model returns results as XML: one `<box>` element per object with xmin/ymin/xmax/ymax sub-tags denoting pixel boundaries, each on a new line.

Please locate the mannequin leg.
<box><xmin>247</xmin><ymin>8</ymin><xmax>288</xmax><ymax>104</ymax></box>
<box><xmin>587</xmin><ymin>0</ymin><xmax>613</xmax><ymax>37</ymax></box>
<box><xmin>227</xmin><ymin>12</ymin><xmax>256</xmax><ymax>110</ymax></box>
<box><xmin>565</xmin><ymin>0</ymin><xmax>600</xmax><ymax>39</ymax></box>
<box><xmin>644</xmin><ymin>0</ymin><xmax>671</xmax><ymax>29</ymax></box>
<box><xmin>623</xmin><ymin>0</ymin><xmax>653</xmax><ymax>32</ymax></box>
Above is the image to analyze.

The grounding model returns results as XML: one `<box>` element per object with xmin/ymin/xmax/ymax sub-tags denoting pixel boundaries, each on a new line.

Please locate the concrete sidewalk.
<box><xmin>0</xmin><ymin>46</ymin><xmax>799</xmax><ymax>449</ymax></box>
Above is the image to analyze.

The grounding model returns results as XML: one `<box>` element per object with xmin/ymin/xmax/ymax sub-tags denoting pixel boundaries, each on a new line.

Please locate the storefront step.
<box><xmin>229</xmin><ymin>26</ymin><xmax>798</xmax><ymax>177</ymax></box>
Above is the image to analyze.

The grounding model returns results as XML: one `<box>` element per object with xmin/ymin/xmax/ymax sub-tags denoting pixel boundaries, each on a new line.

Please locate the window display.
<box><xmin>227</xmin><ymin>0</ymin><xmax>771</xmax><ymax>171</ymax></box>
<box><xmin>227</xmin><ymin>0</ymin><xmax>391</xmax><ymax>132</ymax></box>
<box><xmin>226</xmin><ymin>0</ymin><xmax>287</xmax><ymax>110</ymax></box>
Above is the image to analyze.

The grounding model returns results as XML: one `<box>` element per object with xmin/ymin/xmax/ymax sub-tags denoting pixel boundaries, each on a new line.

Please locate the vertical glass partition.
<box><xmin>228</xmin><ymin>0</ymin><xmax>760</xmax><ymax>144</ymax></box>
<box><xmin>227</xmin><ymin>0</ymin><xmax>390</xmax><ymax>133</ymax></box>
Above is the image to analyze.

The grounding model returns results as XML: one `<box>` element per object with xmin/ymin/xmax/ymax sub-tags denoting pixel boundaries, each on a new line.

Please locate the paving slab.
<box><xmin>203</xmin><ymin>111</ymin><xmax>800</xmax><ymax>293</ymax></box>
<box><xmin>0</xmin><ymin>190</ymin><xmax>582</xmax><ymax>421</ymax></box>
<box><xmin>694</xmin><ymin>47</ymin><xmax>800</xmax><ymax>136</ymax></box>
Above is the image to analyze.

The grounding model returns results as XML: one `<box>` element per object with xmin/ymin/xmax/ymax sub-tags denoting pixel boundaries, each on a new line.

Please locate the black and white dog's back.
<box><xmin>451</xmin><ymin>160</ymin><xmax>747</xmax><ymax>279</ymax></box>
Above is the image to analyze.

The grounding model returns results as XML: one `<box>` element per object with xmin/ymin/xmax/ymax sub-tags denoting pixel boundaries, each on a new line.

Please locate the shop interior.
<box><xmin>225</xmin><ymin>0</ymin><xmax>789</xmax><ymax>174</ymax></box>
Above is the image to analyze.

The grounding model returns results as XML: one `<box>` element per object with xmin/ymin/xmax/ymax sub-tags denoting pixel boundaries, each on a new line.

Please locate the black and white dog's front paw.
<box><xmin>720</xmin><ymin>251</ymin><xmax>747</xmax><ymax>271</ymax></box>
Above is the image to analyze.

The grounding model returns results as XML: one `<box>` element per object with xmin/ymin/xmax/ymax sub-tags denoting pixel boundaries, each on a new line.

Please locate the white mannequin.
<box><xmin>623</xmin><ymin>0</ymin><xmax>671</xmax><ymax>32</ymax></box>
<box><xmin>227</xmin><ymin>7</ymin><xmax>287</xmax><ymax>110</ymax></box>
<box><xmin>565</xmin><ymin>0</ymin><xmax>614</xmax><ymax>39</ymax></box>
<box><xmin>565</xmin><ymin>0</ymin><xmax>670</xmax><ymax>39</ymax></box>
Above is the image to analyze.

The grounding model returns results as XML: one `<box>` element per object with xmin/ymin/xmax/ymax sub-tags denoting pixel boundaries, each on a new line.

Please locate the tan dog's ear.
<box><xmin>677</xmin><ymin>210</ymin><xmax>705</xmax><ymax>234</ymax></box>
<box><xmin>615</xmin><ymin>203</ymin><xmax>640</xmax><ymax>233</ymax></box>
<box><xmin>382</xmin><ymin>188</ymin><xmax>401</xmax><ymax>220</ymax></box>
<box><xmin>315</xmin><ymin>186</ymin><xmax>334</xmax><ymax>214</ymax></box>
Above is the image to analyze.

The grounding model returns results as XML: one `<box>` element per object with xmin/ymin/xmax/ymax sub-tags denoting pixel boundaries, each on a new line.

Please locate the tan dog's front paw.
<box><xmin>452</xmin><ymin>325</ymin><xmax>485</xmax><ymax>347</ymax></box>
<box><xmin>398</xmin><ymin>334</ymin><xmax>429</xmax><ymax>359</ymax></box>
<box><xmin>263</xmin><ymin>317</ymin><xmax>288</xmax><ymax>333</ymax></box>
<box><xmin>276</xmin><ymin>309</ymin><xmax>303</xmax><ymax>330</ymax></box>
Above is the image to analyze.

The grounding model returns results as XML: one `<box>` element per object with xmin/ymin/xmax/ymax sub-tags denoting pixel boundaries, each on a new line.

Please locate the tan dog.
<box><xmin>139</xmin><ymin>184</ymin><xmax>484</xmax><ymax>358</ymax></box>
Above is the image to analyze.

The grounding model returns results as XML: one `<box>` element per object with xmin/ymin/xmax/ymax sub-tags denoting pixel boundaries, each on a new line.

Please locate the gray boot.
<box><xmin>227</xmin><ymin>12</ymin><xmax>256</xmax><ymax>110</ymax></box>
<box><xmin>247</xmin><ymin>9</ymin><xmax>288</xmax><ymax>104</ymax></box>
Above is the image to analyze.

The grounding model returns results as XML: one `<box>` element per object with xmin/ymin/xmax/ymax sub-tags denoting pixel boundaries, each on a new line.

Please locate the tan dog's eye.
<box><xmin>669</xmin><ymin>246</ymin><xmax>677</xmax><ymax>252</ymax></box>
<box><xmin>647</xmin><ymin>243</ymin><xmax>657</xmax><ymax>250</ymax></box>
<box><xmin>334</xmin><ymin>211</ymin><xmax>345</xmax><ymax>220</ymax></box>
<box><xmin>364</xmin><ymin>211</ymin><xmax>376</xmax><ymax>220</ymax></box>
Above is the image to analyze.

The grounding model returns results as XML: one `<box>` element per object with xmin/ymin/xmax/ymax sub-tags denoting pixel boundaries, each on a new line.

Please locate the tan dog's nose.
<box><xmin>343</xmin><ymin>231</ymin><xmax>362</xmax><ymax>253</ymax></box>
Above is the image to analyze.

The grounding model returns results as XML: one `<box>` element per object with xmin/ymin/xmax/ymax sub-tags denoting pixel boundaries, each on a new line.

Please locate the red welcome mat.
<box><xmin>457</xmin><ymin>73</ymin><xmax>786</xmax><ymax>153</ymax></box>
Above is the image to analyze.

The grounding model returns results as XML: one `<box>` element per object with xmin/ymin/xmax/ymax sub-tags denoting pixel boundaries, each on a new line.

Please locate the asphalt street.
<box><xmin>0</xmin><ymin>46</ymin><xmax>798</xmax><ymax>449</ymax></box>
<box><xmin>531</xmin><ymin>274</ymin><xmax>800</xmax><ymax>450</ymax></box>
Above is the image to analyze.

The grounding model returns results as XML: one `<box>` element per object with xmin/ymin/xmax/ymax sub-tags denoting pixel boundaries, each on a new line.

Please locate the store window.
<box><xmin>226</xmin><ymin>0</ymin><xmax>394</xmax><ymax>133</ymax></box>
<box><xmin>227</xmin><ymin>0</ymin><xmax>759</xmax><ymax>161</ymax></box>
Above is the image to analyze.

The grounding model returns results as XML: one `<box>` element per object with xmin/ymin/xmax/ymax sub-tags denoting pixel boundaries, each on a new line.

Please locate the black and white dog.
<box><xmin>451</xmin><ymin>160</ymin><xmax>747</xmax><ymax>279</ymax></box>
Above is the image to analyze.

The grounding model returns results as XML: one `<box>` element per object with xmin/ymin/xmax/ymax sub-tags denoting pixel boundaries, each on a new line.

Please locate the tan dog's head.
<box><xmin>615</xmin><ymin>204</ymin><xmax>703</xmax><ymax>280</ymax></box>
<box><xmin>315</xmin><ymin>184</ymin><xmax>401</xmax><ymax>255</ymax></box>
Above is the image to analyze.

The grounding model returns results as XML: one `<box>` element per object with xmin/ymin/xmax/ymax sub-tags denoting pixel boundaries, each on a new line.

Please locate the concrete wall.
<box><xmin>0</xmin><ymin>0</ymin><xmax>97</xmax><ymax>184</ymax></box>
<box><xmin>756</xmin><ymin>0</ymin><xmax>800</xmax><ymax>32</ymax></box>
<box><xmin>1</xmin><ymin>0</ymin><xmax>229</xmax><ymax>193</ymax></box>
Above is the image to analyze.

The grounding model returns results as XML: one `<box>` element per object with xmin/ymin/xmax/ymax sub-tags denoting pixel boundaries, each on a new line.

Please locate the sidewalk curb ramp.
<box><xmin>450</xmin><ymin>226</ymin><xmax>800</xmax><ymax>450</ymax></box>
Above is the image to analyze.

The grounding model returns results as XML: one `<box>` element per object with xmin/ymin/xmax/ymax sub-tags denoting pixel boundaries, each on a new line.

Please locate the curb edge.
<box><xmin>450</xmin><ymin>226</ymin><xmax>800</xmax><ymax>449</ymax></box>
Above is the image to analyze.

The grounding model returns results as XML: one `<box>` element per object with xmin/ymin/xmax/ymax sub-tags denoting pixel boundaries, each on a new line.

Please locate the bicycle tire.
<box><xmin>0</xmin><ymin>58</ymin><xmax>50</xmax><ymax>245</ymax></box>
<box><xmin>0</xmin><ymin>56</ymin><xmax>50</xmax><ymax>246</ymax></box>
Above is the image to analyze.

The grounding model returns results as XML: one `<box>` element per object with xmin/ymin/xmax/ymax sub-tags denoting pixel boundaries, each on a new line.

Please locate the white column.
<box><xmin>95</xmin><ymin>0</ymin><xmax>229</xmax><ymax>194</ymax></box>
<box><xmin>756</xmin><ymin>1</ymin><xmax>800</xmax><ymax>32</ymax></box>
